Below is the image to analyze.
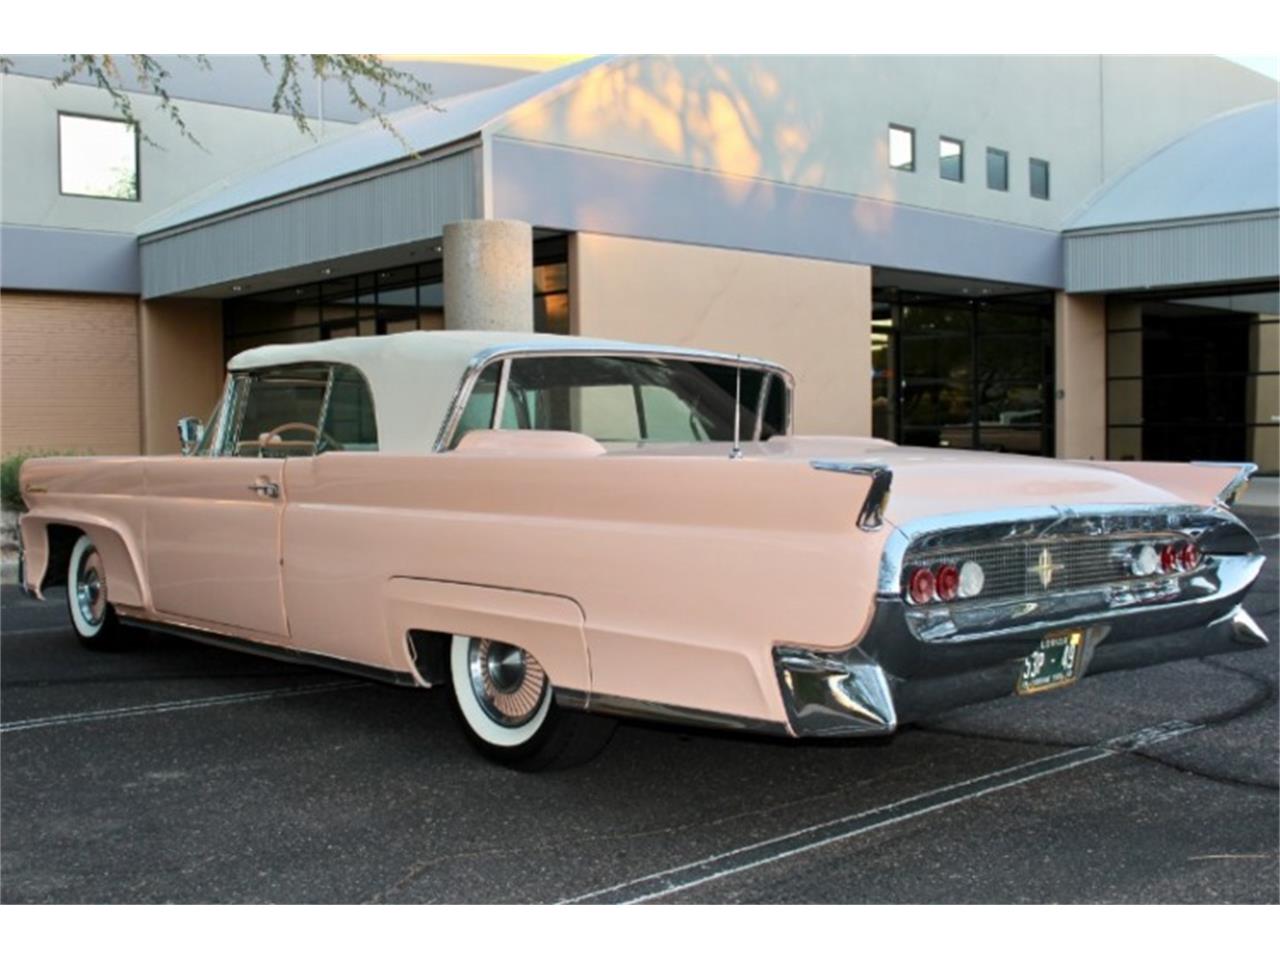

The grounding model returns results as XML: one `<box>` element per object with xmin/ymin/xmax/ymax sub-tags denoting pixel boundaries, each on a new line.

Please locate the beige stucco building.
<box><xmin>2</xmin><ymin>55</ymin><xmax>1277</xmax><ymax>470</ymax></box>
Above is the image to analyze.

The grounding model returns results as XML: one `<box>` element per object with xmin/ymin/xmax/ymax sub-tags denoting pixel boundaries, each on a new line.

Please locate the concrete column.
<box><xmin>1054</xmin><ymin>292</ymin><xmax>1108</xmax><ymax>461</ymax></box>
<box><xmin>139</xmin><ymin>298</ymin><xmax>224</xmax><ymax>454</ymax></box>
<box><xmin>443</xmin><ymin>220</ymin><xmax>533</xmax><ymax>332</ymax></box>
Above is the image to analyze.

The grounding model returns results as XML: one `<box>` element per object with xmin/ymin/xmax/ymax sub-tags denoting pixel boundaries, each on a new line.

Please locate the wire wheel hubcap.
<box><xmin>76</xmin><ymin>549</ymin><xmax>106</xmax><ymax>627</ymax></box>
<box><xmin>467</xmin><ymin>638</ymin><xmax>547</xmax><ymax>727</ymax></box>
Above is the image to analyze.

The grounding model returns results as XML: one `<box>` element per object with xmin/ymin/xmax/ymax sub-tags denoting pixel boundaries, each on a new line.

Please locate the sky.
<box><xmin>1221</xmin><ymin>55</ymin><xmax>1279</xmax><ymax>80</ymax></box>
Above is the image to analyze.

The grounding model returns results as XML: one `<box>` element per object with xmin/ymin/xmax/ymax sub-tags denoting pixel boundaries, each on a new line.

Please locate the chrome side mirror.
<box><xmin>177</xmin><ymin>416</ymin><xmax>204</xmax><ymax>456</ymax></box>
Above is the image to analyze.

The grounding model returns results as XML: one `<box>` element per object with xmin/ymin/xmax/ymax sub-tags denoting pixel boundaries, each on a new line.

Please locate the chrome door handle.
<box><xmin>248</xmin><ymin>481</ymin><xmax>280</xmax><ymax>498</ymax></box>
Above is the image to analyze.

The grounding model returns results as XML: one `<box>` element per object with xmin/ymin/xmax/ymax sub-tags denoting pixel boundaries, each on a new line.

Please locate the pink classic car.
<box><xmin>18</xmin><ymin>332</ymin><xmax>1267</xmax><ymax>769</ymax></box>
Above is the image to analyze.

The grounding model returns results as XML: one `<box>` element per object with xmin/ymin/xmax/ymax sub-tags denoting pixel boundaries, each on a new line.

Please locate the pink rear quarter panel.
<box><xmin>280</xmin><ymin>452</ymin><xmax>885</xmax><ymax>725</ymax></box>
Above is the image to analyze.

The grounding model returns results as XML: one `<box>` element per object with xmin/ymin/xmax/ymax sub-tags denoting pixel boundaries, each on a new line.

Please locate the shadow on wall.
<box><xmin>501</xmin><ymin>55</ymin><xmax>906</xmax><ymax>235</ymax></box>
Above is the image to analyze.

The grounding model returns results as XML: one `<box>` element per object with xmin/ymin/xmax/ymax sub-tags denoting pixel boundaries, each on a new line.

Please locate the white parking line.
<box><xmin>561</xmin><ymin>720</ymin><xmax>1201</xmax><ymax>905</ymax></box>
<box><xmin>0</xmin><ymin>680</ymin><xmax>367</xmax><ymax>733</ymax></box>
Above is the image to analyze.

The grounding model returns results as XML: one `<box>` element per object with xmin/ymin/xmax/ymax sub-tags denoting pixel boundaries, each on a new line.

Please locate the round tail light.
<box><xmin>1179</xmin><ymin>542</ymin><xmax>1201</xmax><ymax>570</ymax></box>
<box><xmin>1132</xmin><ymin>544</ymin><xmax>1159</xmax><ymax>577</ymax></box>
<box><xmin>934</xmin><ymin>563</ymin><xmax>960</xmax><ymax>602</ymax></box>
<box><xmin>1159</xmin><ymin>544</ymin><xmax>1180</xmax><ymax>574</ymax></box>
<box><xmin>958</xmin><ymin>560</ymin><xmax>985</xmax><ymax>598</ymax></box>
<box><xmin>907</xmin><ymin>567</ymin><xmax>935</xmax><ymax>605</ymax></box>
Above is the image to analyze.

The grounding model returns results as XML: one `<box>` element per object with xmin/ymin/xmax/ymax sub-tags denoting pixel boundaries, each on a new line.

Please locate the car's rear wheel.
<box><xmin>66</xmin><ymin>534</ymin><xmax>129</xmax><ymax>649</ymax></box>
<box><xmin>449</xmin><ymin>634</ymin><xmax>615</xmax><ymax>771</ymax></box>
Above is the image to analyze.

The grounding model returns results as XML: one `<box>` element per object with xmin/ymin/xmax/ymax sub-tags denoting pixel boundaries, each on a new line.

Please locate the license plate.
<box><xmin>1016</xmin><ymin>629</ymin><xmax>1085</xmax><ymax>695</ymax></box>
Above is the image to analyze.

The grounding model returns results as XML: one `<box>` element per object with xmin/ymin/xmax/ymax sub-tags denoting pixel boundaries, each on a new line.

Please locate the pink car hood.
<box><xmin>601</xmin><ymin>436</ymin><xmax>1237</xmax><ymax>527</ymax></box>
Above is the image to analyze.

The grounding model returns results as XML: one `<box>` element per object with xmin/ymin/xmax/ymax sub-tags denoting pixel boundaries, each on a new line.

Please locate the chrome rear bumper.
<box><xmin>775</xmin><ymin>551</ymin><xmax>1267</xmax><ymax>738</ymax></box>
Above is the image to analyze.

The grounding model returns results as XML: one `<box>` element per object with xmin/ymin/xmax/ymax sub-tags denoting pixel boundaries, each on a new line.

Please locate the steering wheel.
<box><xmin>258</xmin><ymin>421</ymin><xmax>344</xmax><ymax>454</ymax></box>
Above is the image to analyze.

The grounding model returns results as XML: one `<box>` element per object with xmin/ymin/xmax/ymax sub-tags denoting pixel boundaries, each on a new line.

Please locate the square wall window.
<box><xmin>889</xmin><ymin>124</ymin><xmax>915</xmax><ymax>171</ymax></box>
<box><xmin>59</xmin><ymin>114</ymin><xmax>139</xmax><ymax>200</ymax></box>
<box><xmin>986</xmin><ymin>147</ymin><xmax>1009</xmax><ymax>191</ymax></box>
<box><xmin>1030</xmin><ymin>157</ymin><xmax>1050</xmax><ymax>200</ymax></box>
<box><xmin>939</xmin><ymin>137</ymin><xmax>964</xmax><ymax>182</ymax></box>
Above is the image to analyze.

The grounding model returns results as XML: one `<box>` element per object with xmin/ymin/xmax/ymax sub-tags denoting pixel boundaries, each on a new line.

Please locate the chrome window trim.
<box><xmin>313</xmin><ymin>365</ymin><xmax>337</xmax><ymax>454</ymax></box>
<box><xmin>433</xmin><ymin>345</ymin><xmax>795</xmax><ymax>452</ymax></box>
<box><xmin>490</xmin><ymin>357</ymin><xmax>512</xmax><ymax>430</ymax></box>
<box><xmin>223</xmin><ymin>372</ymin><xmax>253</xmax><ymax>457</ymax></box>
<box><xmin>751</xmin><ymin>372</ymin><xmax>772</xmax><ymax>442</ymax></box>
<box><xmin>200</xmin><ymin>373</ymin><xmax>235</xmax><ymax>457</ymax></box>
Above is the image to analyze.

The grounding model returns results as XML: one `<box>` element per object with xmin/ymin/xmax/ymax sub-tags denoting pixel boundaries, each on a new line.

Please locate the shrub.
<box><xmin>1</xmin><ymin>451</ymin><xmax>84</xmax><ymax>512</ymax></box>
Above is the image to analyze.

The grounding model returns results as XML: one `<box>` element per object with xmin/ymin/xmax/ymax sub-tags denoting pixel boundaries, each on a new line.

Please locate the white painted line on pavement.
<box><xmin>561</xmin><ymin>720</ymin><xmax>1201</xmax><ymax>905</ymax></box>
<box><xmin>0</xmin><ymin>680</ymin><xmax>367</xmax><ymax>733</ymax></box>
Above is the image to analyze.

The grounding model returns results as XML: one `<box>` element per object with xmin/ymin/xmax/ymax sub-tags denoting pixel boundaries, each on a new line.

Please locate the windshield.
<box><xmin>451</xmin><ymin>355</ymin><xmax>788</xmax><ymax>448</ymax></box>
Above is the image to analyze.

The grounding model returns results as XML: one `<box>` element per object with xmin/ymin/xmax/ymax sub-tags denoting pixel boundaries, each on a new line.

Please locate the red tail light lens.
<box><xmin>1159</xmin><ymin>544</ymin><xmax>1179</xmax><ymax>574</ymax></box>
<box><xmin>907</xmin><ymin>567</ymin><xmax>935</xmax><ymax>605</ymax></box>
<box><xmin>1179</xmin><ymin>542</ymin><xmax>1201</xmax><ymax>570</ymax></box>
<box><xmin>934</xmin><ymin>563</ymin><xmax>960</xmax><ymax>602</ymax></box>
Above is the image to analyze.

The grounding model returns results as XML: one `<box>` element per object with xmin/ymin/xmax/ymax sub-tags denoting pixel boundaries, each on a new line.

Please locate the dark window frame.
<box><xmin>888</xmin><ymin>123</ymin><xmax>916</xmax><ymax>172</ymax></box>
<box><xmin>56</xmin><ymin>111</ymin><xmax>141</xmax><ymax>202</ymax></box>
<box><xmin>1029</xmin><ymin>157</ymin><xmax>1050</xmax><ymax>200</ymax></box>
<box><xmin>939</xmin><ymin>136</ymin><xmax>965</xmax><ymax>183</ymax></box>
<box><xmin>986</xmin><ymin>147</ymin><xmax>1009</xmax><ymax>191</ymax></box>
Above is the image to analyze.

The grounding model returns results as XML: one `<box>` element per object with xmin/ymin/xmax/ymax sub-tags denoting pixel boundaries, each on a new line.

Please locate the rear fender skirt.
<box><xmin>382</xmin><ymin>578</ymin><xmax>591</xmax><ymax>693</ymax></box>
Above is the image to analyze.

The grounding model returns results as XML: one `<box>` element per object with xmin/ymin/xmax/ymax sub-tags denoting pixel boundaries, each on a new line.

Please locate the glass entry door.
<box><xmin>873</xmin><ymin>291</ymin><xmax>1055</xmax><ymax>457</ymax></box>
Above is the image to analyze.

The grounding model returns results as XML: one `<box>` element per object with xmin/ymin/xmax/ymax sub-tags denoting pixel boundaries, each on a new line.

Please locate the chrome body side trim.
<box><xmin>118</xmin><ymin>617</ymin><xmax>419</xmax><ymax>687</ymax></box>
<box><xmin>810</xmin><ymin>460</ymin><xmax>893</xmax><ymax>530</ymax></box>
<box><xmin>433</xmin><ymin>345</ymin><xmax>796</xmax><ymax>452</ymax></box>
<box><xmin>1191</xmin><ymin>460</ymin><xmax>1258</xmax><ymax>506</ymax></box>
<box><xmin>554</xmin><ymin>688</ymin><xmax>788</xmax><ymax>737</ymax></box>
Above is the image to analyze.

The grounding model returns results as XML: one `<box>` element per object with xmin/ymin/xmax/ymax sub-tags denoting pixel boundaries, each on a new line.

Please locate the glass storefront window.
<box><xmin>873</xmin><ymin>287</ymin><xmax>1055</xmax><ymax>457</ymax></box>
<box><xmin>1105</xmin><ymin>285</ymin><xmax>1279</xmax><ymax>474</ymax></box>
<box><xmin>224</xmin><ymin>236</ymin><xmax>569</xmax><ymax>360</ymax></box>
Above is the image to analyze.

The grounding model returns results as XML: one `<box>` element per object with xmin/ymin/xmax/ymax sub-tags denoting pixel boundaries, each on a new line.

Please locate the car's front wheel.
<box><xmin>449</xmin><ymin>634</ymin><xmax>615</xmax><ymax>771</ymax></box>
<box><xmin>66</xmin><ymin>533</ymin><xmax>130</xmax><ymax>650</ymax></box>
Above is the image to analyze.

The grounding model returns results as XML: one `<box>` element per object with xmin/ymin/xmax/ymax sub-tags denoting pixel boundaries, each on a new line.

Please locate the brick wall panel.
<box><xmin>1</xmin><ymin>291</ymin><xmax>141</xmax><ymax>456</ymax></box>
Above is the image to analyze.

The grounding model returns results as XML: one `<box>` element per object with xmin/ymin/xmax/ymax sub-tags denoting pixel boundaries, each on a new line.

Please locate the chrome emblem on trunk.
<box><xmin>1029</xmin><ymin>546</ymin><xmax>1065</xmax><ymax>590</ymax></box>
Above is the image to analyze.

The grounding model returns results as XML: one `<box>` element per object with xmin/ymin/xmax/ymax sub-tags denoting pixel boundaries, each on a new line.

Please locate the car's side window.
<box><xmin>321</xmin><ymin>366</ymin><xmax>379</xmax><ymax>452</ymax></box>
<box><xmin>450</xmin><ymin>364</ymin><xmax>523</xmax><ymax>448</ymax></box>
<box><xmin>223</xmin><ymin>365</ymin><xmax>330</xmax><ymax>457</ymax></box>
<box><xmin>447</xmin><ymin>354</ymin><xmax>791</xmax><ymax>448</ymax></box>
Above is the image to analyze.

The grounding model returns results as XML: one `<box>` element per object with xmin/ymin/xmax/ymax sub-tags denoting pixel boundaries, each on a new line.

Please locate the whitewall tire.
<box><xmin>448</xmin><ymin>634</ymin><xmax>617</xmax><ymax>771</ymax></box>
<box><xmin>450</xmin><ymin>635</ymin><xmax>553</xmax><ymax>748</ymax></box>
<box><xmin>66</xmin><ymin>534</ymin><xmax>127</xmax><ymax>649</ymax></box>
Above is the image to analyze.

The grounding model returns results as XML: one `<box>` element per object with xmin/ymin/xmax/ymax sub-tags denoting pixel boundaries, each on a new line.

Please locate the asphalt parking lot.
<box><xmin>2</xmin><ymin>509</ymin><xmax>1276</xmax><ymax>904</ymax></box>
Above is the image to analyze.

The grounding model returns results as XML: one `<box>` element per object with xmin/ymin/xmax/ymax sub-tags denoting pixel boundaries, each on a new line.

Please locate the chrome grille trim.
<box><xmin>876</xmin><ymin>504</ymin><xmax>1261</xmax><ymax>644</ymax></box>
<box><xmin>902</xmin><ymin>533</ymin><xmax>1192</xmax><ymax>600</ymax></box>
<box><xmin>877</xmin><ymin>503</ymin><xmax>1255</xmax><ymax>597</ymax></box>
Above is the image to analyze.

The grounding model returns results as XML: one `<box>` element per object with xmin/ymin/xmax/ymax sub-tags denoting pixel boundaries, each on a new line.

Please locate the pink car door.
<box><xmin>145</xmin><ymin>456</ymin><xmax>289</xmax><ymax>637</ymax></box>
<box><xmin>143</xmin><ymin>363</ymin><xmax>332</xmax><ymax>638</ymax></box>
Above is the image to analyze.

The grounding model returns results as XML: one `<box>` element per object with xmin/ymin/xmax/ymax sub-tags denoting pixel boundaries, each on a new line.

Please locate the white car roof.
<box><xmin>226</xmin><ymin>331</ymin><xmax>789</xmax><ymax>453</ymax></box>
